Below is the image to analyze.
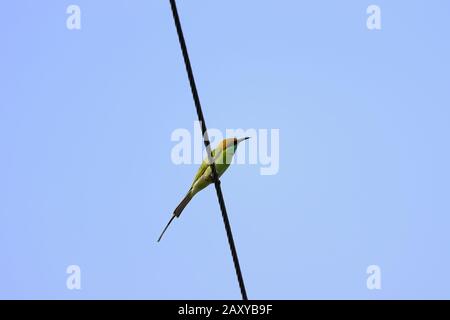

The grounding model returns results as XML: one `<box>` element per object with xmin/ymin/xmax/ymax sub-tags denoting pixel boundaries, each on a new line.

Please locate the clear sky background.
<box><xmin>1</xmin><ymin>1</ymin><xmax>450</xmax><ymax>299</ymax></box>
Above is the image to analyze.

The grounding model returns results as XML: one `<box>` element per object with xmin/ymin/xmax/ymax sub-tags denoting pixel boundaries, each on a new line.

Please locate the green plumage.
<box><xmin>157</xmin><ymin>137</ymin><xmax>248</xmax><ymax>242</ymax></box>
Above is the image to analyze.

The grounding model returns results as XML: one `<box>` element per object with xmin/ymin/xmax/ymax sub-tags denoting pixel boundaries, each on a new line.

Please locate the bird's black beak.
<box><xmin>238</xmin><ymin>137</ymin><xmax>250</xmax><ymax>143</ymax></box>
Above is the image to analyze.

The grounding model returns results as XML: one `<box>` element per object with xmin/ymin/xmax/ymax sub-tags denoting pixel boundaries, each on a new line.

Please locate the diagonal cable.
<box><xmin>169</xmin><ymin>0</ymin><xmax>248</xmax><ymax>300</ymax></box>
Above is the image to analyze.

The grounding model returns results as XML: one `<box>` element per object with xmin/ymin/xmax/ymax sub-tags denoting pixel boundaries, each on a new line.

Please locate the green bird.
<box><xmin>157</xmin><ymin>136</ymin><xmax>250</xmax><ymax>242</ymax></box>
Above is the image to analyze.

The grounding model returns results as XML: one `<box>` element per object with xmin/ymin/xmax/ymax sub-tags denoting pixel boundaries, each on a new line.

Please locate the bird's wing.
<box><xmin>191</xmin><ymin>148</ymin><xmax>221</xmax><ymax>187</ymax></box>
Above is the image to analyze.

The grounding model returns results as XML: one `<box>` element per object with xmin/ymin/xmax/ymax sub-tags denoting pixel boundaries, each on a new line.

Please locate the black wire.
<box><xmin>169</xmin><ymin>0</ymin><xmax>248</xmax><ymax>300</ymax></box>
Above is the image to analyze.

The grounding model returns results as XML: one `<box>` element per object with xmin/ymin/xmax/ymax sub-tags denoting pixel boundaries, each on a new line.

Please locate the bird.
<box><xmin>157</xmin><ymin>136</ymin><xmax>250</xmax><ymax>242</ymax></box>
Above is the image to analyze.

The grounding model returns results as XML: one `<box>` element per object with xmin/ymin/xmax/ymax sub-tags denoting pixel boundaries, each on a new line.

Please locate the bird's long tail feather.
<box><xmin>157</xmin><ymin>192</ymin><xmax>192</xmax><ymax>242</ymax></box>
<box><xmin>173</xmin><ymin>192</ymin><xmax>192</xmax><ymax>217</ymax></box>
<box><xmin>157</xmin><ymin>215</ymin><xmax>176</xmax><ymax>242</ymax></box>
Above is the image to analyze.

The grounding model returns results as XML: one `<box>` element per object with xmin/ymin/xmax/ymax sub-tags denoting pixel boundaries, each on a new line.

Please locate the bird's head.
<box><xmin>228</xmin><ymin>136</ymin><xmax>250</xmax><ymax>151</ymax></box>
<box><xmin>223</xmin><ymin>137</ymin><xmax>250</xmax><ymax>151</ymax></box>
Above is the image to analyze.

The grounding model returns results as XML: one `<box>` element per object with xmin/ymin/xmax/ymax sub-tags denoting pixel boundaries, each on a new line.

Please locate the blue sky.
<box><xmin>1</xmin><ymin>1</ymin><xmax>450</xmax><ymax>299</ymax></box>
